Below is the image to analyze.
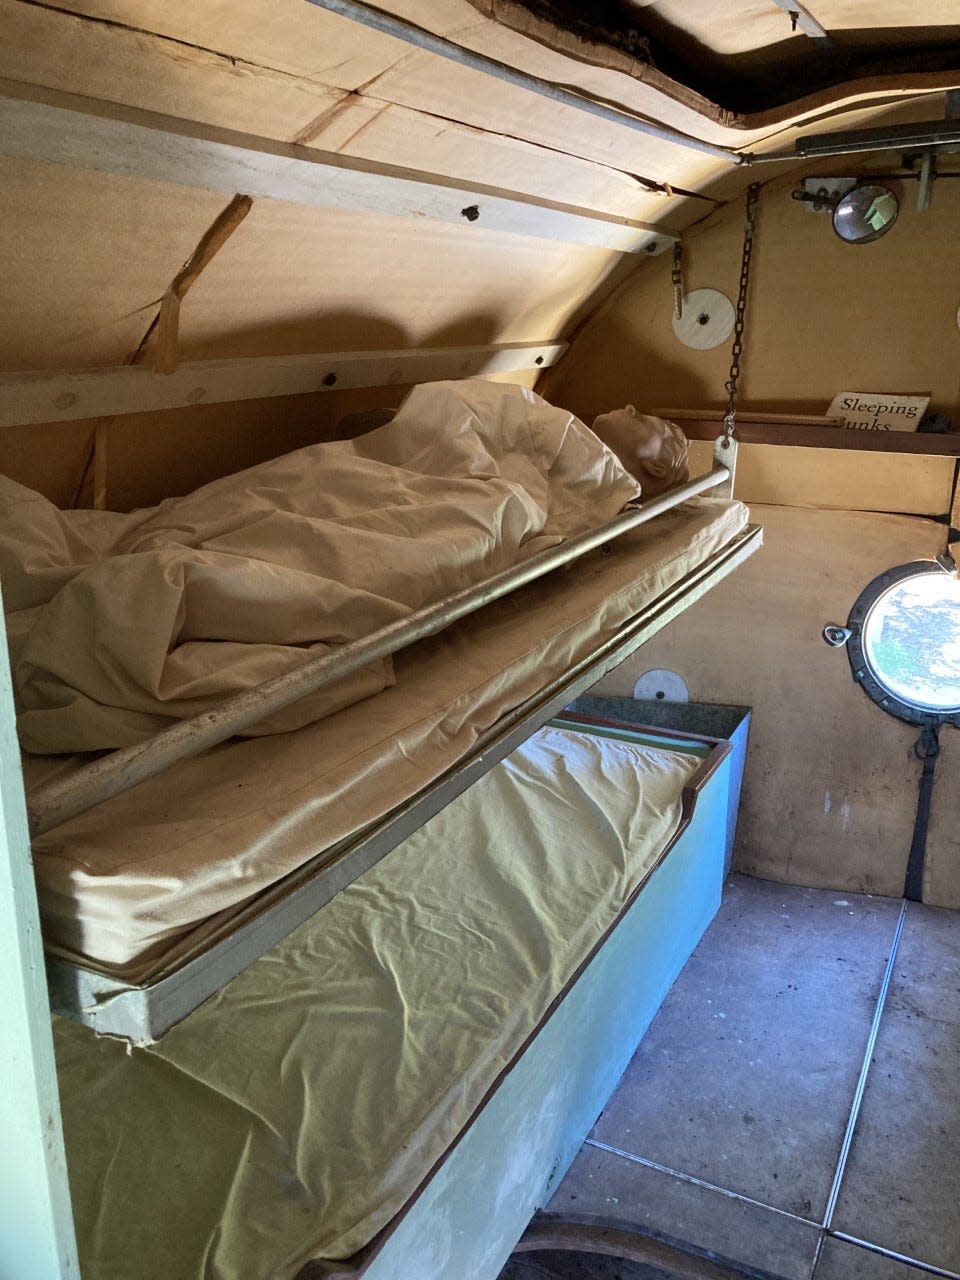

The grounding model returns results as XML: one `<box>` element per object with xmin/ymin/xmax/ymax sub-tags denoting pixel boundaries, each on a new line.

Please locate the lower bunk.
<box><xmin>53</xmin><ymin>711</ymin><xmax>741</xmax><ymax>1280</ymax></box>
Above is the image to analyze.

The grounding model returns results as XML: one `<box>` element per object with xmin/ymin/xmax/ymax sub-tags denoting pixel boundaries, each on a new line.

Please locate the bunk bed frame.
<box><xmin>32</xmin><ymin>443</ymin><xmax>756</xmax><ymax>1043</ymax></box>
<box><xmin>3</xmin><ymin>433</ymin><xmax>761</xmax><ymax>1277</ymax></box>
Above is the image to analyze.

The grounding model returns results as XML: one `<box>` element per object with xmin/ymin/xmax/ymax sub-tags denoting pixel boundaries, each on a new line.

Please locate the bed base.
<box><xmin>45</xmin><ymin>522</ymin><xmax>760</xmax><ymax>1043</ymax></box>
<box><xmin>297</xmin><ymin>716</ymin><xmax>738</xmax><ymax>1280</ymax></box>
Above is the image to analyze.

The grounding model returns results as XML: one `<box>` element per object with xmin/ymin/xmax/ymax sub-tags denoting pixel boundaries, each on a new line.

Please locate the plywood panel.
<box><xmin>56</xmin><ymin>0</ymin><xmax>404</xmax><ymax>87</ymax></box>
<box><xmin>0</xmin><ymin>0</ymin><xmax>344</xmax><ymax>140</ymax></box>
<box><xmin>0</xmin><ymin>1</ymin><xmax>689</xmax><ymax>224</ymax></box>
<box><xmin>330</xmin><ymin>101</ymin><xmax>688</xmax><ymax>222</ymax></box>
<box><xmin>100</xmin><ymin>387</ymin><xmax>404</xmax><ymax>509</ymax></box>
<box><xmin>590</xmin><ymin>504</ymin><xmax>960</xmax><ymax>907</ymax></box>
<box><xmin>0</xmin><ymin>385</ymin><xmax>407</xmax><ymax>509</ymax></box>
<box><xmin>167</xmin><ymin>201</ymin><xmax>621</xmax><ymax>360</ymax></box>
<box><xmin>0</xmin><ymin>421</ymin><xmax>94</xmax><ymax>510</ymax></box>
<box><xmin>549</xmin><ymin>163</ymin><xmax>960</xmax><ymax>424</ymax></box>
<box><xmin>686</xmin><ymin>441</ymin><xmax>955</xmax><ymax>516</ymax></box>
<box><xmin>372</xmin><ymin>49</ymin><xmax>733</xmax><ymax>190</ymax></box>
<box><xmin>0</xmin><ymin>156</ymin><xmax>229</xmax><ymax>371</ymax></box>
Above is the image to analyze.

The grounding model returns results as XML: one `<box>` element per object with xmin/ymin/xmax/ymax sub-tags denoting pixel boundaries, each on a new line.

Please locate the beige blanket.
<box><xmin>1</xmin><ymin>380</ymin><xmax>639</xmax><ymax>753</ymax></box>
<box><xmin>27</xmin><ymin>496</ymin><xmax>748</xmax><ymax>974</ymax></box>
<box><xmin>54</xmin><ymin>725</ymin><xmax>699</xmax><ymax>1278</ymax></box>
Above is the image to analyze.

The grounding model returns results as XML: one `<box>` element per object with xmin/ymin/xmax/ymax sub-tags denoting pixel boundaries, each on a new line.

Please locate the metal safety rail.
<box><xmin>29</xmin><ymin>452</ymin><xmax>735</xmax><ymax>839</ymax></box>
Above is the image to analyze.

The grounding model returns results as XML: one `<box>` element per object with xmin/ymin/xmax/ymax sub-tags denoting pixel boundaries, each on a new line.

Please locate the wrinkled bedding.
<box><xmin>26</xmin><ymin>495</ymin><xmax>749</xmax><ymax>976</ymax></box>
<box><xmin>54</xmin><ymin>725</ymin><xmax>701</xmax><ymax>1279</ymax></box>
<box><xmin>1</xmin><ymin>380</ymin><xmax>639</xmax><ymax>753</ymax></box>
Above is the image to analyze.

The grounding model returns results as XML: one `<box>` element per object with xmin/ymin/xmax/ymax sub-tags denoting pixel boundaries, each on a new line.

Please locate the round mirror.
<box><xmin>832</xmin><ymin>183</ymin><xmax>899</xmax><ymax>244</ymax></box>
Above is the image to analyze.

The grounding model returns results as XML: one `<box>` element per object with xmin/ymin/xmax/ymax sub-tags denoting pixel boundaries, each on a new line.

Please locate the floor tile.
<box><xmin>816</xmin><ymin>1238</ymin><xmax>935</xmax><ymax>1279</ymax></box>
<box><xmin>592</xmin><ymin>875</ymin><xmax>901</xmax><ymax>1220</ymax></box>
<box><xmin>545</xmin><ymin>1141</ymin><xmax>821</xmax><ymax>1280</ymax></box>
<box><xmin>831</xmin><ymin>903</ymin><xmax>960</xmax><ymax>1274</ymax></box>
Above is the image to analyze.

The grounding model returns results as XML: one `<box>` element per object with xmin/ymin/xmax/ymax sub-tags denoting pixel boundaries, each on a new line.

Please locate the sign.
<box><xmin>827</xmin><ymin>391</ymin><xmax>930</xmax><ymax>432</ymax></box>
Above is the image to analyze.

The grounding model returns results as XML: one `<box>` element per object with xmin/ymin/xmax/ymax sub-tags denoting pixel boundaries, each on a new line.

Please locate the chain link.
<box><xmin>671</xmin><ymin>240</ymin><xmax>683</xmax><ymax>321</ymax></box>
<box><xmin>723</xmin><ymin>182</ymin><xmax>761</xmax><ymax>441</ymax></box>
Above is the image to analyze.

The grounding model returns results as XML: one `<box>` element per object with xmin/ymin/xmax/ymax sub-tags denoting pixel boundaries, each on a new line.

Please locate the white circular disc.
<box><xmin>671</xmin><ymin>288</ymin><xmax>735</xmax><ymax>350</ymax></box>
<box><xmin>632</xmin><ymin>668</ymin><xmax>689</xmax><ymax>703</ymax></box>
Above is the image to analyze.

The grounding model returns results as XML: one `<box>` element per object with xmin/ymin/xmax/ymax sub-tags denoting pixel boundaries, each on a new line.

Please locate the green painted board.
<box><xmin>0</xmin><ymin>596</ymin><xmax>79</xmax><ymax>1280</ymax></box>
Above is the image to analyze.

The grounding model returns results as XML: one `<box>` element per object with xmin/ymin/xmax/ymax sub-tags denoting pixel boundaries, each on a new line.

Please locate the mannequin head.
<box><xmin>590</xmin><ymin>406</ymin><xmax>690</xmax><ymax>498</ymax></box>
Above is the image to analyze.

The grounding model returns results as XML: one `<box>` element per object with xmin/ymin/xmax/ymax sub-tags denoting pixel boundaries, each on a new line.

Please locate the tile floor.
<box><xmin>499</xmin><ymin>875</ymin><xmax>960</xmax><ymax>1280</ymax></box>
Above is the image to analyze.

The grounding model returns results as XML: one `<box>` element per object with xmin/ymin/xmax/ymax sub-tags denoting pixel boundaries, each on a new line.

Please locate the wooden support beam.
<box><xmin>663</xmin><ymin>415</ymin><xmax>960</xmax><ymax>457</ymax></box>
<box><xmin>155</xmin><ymin>195</ymin><xmax>254</xmax><ymax>375</ymax></box>
<box><xmin>0</xmin><ymin>342</ymin><xmax>567</xmax><ymax>429</ymax></box>
<box><xmin>92</xmin><ymin>421</ymin><xmax>108</xmax><ymax>510</ymax></box>
<box><xmin>0</xmin><ymin>79</ymin><xmax>676</xmax><ymax>256</ymax></box>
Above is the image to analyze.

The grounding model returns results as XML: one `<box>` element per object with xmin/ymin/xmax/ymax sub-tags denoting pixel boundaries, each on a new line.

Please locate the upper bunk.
<box><xmin>3</xmin><ymin>377</ymin><xmax>759</xmax><ymax>1041</ymax></box>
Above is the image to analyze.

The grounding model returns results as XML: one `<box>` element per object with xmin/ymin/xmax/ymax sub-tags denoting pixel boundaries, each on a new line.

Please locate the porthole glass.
<box><xmin>862</xmin><ymin>572</ymin><xmax>960</xmax><ymax>711</ymax></box>
<box><xmin>844</xmin><ymin>561</ymin><xmax>960</xmax><ymax>727</ymax></box>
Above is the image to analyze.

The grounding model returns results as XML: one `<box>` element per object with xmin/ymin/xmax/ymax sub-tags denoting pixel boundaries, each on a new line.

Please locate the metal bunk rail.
<box><xmin>28</xmin><ymin>460</ymin><xmax>732</xmax><ymax>838</ymax></box>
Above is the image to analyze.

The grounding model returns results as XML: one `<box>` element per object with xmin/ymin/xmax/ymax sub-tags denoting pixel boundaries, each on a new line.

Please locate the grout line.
<box><xmin>584</xmin><ymin>1138</ymin><xmax>821</xmax><ymax>1229</ymax></box>
<box><xmin>820</xmin><ymin>898</ymin><xmax>909</xmax><ymax>1233</ymax></box>
<box><xmin>829</xmin><ymin>1231</ymin><xmax>960</xmax><ymax>1279</ymax></box>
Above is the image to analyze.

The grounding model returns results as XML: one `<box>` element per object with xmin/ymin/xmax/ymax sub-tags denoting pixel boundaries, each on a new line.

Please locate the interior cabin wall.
<box><xmin>0</xmin><ymin>0</ymin><xmax>695</xmax><ymax>512</ymax></box>
<box><xmin>1</xmin><ymin>127</ymin><xmax>591</xmax><ymax>509</ymax></box>
<box><xmin>0</xmin><ymin>386</ymin><xmax>408</xmax><ymax>511</ymax></box>
<box><xmin>591</xmin><ymin>503</ymin><xmax>960</xmax><ymax>908</ymax></box>
<box><xmin>543</xmin><ymin>161</ymin><xmax>960</xmax><ymax>424</ymax></box>
<box><xmin>551</xmin><ymin>156</ymin><xmax>960</xmax><ymax>907</ymax></box>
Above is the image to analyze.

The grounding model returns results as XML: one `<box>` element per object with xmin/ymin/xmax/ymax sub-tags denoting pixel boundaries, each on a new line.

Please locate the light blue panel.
<box><xmin>0</xmin><ymin>599</ymin><xmax>79</xmax><ymax>1280</ymax></box>
<box><xmin>362</xmin><ymin>751</ymin><xmax>730</xmax><ymax>1280</ymax></box>
<box><xmin>723</xmin><ymin>713</ymin><xmax>751</xmax><ymax>878</ymax></box>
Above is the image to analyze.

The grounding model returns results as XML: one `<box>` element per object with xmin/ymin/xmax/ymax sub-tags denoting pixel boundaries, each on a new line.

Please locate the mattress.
<box><xmin>53</xmin><ymin>724</ymin><xmax>701</xmax><ymax>1280</ymax></box>
<box><xmin>26</xmin><ymin>494</ymin><xmax>748</xmax><ymax>976</ymax></box>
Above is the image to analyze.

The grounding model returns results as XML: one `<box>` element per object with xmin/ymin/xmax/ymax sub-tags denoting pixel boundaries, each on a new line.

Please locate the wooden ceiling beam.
<box><xmin>0</xmin><ymin>79</ymin><xmax>676</xmax><ymax>256</ymax></box>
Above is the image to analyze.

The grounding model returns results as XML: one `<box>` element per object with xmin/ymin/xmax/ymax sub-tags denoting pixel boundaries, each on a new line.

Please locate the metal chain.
<box><xmin>723</xmin><ymin>182</ymin><xmax>761</xmax><ymax>441</ymax></box>
<box><xmin>671</xmin><ymin>240</ymin><xmax>683</xmax><ymax>321</ymax></box>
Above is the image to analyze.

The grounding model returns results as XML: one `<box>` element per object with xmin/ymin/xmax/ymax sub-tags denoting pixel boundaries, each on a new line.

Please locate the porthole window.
<box><xmin>842</xmin><ymin>561</ymin><xmax>960</xmax><ymax>726</ymax></box>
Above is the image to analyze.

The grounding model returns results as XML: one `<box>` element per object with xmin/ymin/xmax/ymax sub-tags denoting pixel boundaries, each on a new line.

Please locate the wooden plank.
<box><xmin>154</xmin><ymin>194</ymin><xmax>254</xmax><ymax>374</ymax></box>
<box><xmin>687</xmin><ymin>440</ymin><xmax>955</xmax><ymax>516</ymax></box>
<box><xmin>678</xmin><ymin>418</ymin><xmax>960</xmax><ymax>457</ymax></box>
<box><xmin>0</xmin><ymin>595</ymin><xmax>79</xmax><ymax>1280</ymax></box>
<box><xmin>0</xmin><ymin>342</ymin><xmax>567</xmax><ymax>429</ymax></box>
<box><xmin>0</xmin><ymin>79</ymin><xmax>676</xmax><ymax>256</ymax></box>
<box><xmin>92</xmin><ymin>421</ymin><xmax>108</xmax><ymax>510</ymax></box>
<box><xmin>653</xmin><ymin>408</ymin><xmax>843</xmax><ymax>426</ymax></box>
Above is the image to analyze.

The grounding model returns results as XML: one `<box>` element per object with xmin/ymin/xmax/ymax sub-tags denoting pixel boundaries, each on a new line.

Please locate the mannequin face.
<box><xmin>591</xmin><ymin>407</ymin><xmax>668</xmax><ymax>464</ymax></box>
<box><xmin>589</xmin><ymin>409</ymin><xmax>690</xmax><ymax>497</ymax></box>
